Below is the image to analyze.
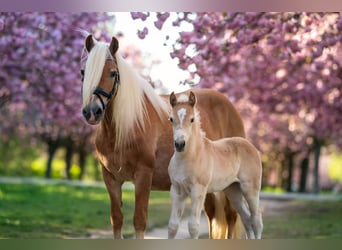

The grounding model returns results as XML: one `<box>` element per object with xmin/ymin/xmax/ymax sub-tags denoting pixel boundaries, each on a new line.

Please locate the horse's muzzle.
<box><xmin>82</xmin><ymin>103</ymin><xmax>103</xmax><ymax>125</ymax></box>
<box><xmin>174</xmin><ymin>140</ymin><xmax>185</xmax><ymax>152</ymax></box>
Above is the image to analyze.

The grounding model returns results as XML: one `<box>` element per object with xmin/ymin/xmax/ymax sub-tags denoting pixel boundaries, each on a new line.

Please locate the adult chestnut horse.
<box><xmin>81</xmin><ymin>35</ymin><xmax>246</xmax><ymax>239</ymax></box>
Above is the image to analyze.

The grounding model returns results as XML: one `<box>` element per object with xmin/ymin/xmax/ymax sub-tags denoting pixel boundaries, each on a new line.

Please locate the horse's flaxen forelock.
<box><xmin>82</xmin><ymin>42</ymin><xmax>112</xmax><ymax>108</ymax></box>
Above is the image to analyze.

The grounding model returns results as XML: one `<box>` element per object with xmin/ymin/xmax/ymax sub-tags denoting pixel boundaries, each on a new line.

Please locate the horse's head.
<box><xmin>169</xmin><ymin>91</ymin><xmax>197</xmax><ymax>152</ymax></box>
<box><xmin>81</xmin><ymin>35</ymin><xmax>120</xmax><ymax>125</ymax></box>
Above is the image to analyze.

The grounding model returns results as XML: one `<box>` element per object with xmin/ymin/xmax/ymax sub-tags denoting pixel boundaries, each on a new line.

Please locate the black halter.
<box><xmin>93</xmin><ymin>70</ymin><xmax>120</xmax><ymax>110</ymax></box>
<box><xmin>81</xmin><ymin>59</ymin><xmax>120</xmax><ymax>111</ymax></box>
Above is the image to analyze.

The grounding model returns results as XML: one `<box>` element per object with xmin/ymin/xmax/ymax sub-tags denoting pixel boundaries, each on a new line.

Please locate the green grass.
<box><xmin>262</xmin><ymin>199</ymin><xmax>342</xmax><ymax>239</ymax></box>
<box><xmin>1</xmin><ymin>182</ymin><xmax>342</xmax><ymax>239</ymax></box>
<box><xmin>0</xmin><ymin>182</ymin><xmax>170</xmax><ymax>239</ymax></box>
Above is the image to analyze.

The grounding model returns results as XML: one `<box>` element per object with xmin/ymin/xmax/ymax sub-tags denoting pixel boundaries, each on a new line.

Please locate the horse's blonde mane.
<box><xmin>113</xmin><ymin>53</ymin><xmax>169</xmax><ymax>147</ymax></box>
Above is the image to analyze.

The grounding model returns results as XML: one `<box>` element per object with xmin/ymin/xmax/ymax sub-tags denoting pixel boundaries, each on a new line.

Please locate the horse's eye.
<box><xmin>169</xmin><ymin>117</ymin><xmax>173</xmax><ymax>123</ymax></box>
<box><xmin>80</xmin><ymin>69</ymin><xmax>85</xmax><ymax>76</ymax></box>
<box><xmin>110</xmin><ymin>71</ymin><xmax>117</xmax><ymax>78</ymax></box>
<box><xmin>190</xmin><ymin>118</ymin><xmax>194</xmax><ymax>123</ymax></box>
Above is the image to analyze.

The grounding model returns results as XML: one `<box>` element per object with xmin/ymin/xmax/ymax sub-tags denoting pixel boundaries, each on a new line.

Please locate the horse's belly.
<box><xmin>207</xmin><ymin>176</ymin><xmax>238</xmax><ymax>193</ymax></box>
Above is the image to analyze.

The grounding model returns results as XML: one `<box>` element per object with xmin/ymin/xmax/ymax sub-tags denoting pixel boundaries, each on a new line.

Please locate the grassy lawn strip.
<box><xmin>262</xmin><ymin>199</ymin><xmax>342</xmax><ymax>239</ymax></box>
<box><xmin>0</xmin><ymin>182</ymin><xmax>171</xmax><ymax>239</ymax></box>
<box><xmin>1</xmin><ymin>182</ymin><xmax>342</xmax><ymax>239</ymax></box>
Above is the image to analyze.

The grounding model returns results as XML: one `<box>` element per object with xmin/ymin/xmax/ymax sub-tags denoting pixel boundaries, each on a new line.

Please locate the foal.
<box><xmin>167</xmin><ymin>92</ymin><xmax>263</xmax><ymax>239</ymax></box>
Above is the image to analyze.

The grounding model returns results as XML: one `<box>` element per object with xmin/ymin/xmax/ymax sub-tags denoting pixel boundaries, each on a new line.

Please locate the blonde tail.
<box><xmin>206</xmin><ymin>192</ymin><xmax>246</xmax><ymax>239</ymax></box>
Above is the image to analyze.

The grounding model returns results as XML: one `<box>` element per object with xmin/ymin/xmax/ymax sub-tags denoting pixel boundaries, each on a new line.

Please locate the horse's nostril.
<box><xmin>95</xmin><ymin>106</ymin><xmax>102</xmax><ymax>115</ymax></box>
<box><xmin>82</xmin><ymin>108</ymin><xmax>90</xmax><ymax>120</ymax></box>
<box><xmin>89</xmin><ymin>103</ymin><xmax>103</xmax><ymax>117</ymax></box>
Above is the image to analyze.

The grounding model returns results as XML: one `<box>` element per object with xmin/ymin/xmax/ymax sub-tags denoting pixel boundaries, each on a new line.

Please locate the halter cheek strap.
<box><xmin>92</xmin><ymin>71</ymin><xmax>120</xmax><ymax>110</ymax></box>
<box><xmin>81</xmin><ymin>56</ymin><xmax>120</xmax><ymax>110</ymax></box>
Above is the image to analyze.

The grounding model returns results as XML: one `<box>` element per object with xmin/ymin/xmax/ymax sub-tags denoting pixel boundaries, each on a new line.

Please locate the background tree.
<box><xmin>132</xmin><ymin>12</ymin><xmax>342</xmax><ymax>192</ymax></box>
<box><xmin>0</xmin><ymin>12</ymin><xmax>115</xmax><ymax>179</ymax></box>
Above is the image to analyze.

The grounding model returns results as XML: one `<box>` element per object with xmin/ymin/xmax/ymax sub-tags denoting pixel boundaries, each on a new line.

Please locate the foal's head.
<box><xmin>81</xmin><ymin>35</ymin><xmax>120</xmax><ymax>125</ymax></box>
<box><xmin>169</xmin><ymin>91</ymin><xmax>198</xmax><ymax>152</ymax></box>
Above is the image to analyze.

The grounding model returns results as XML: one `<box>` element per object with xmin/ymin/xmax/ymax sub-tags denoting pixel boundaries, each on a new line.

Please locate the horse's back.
<box><xmin>222</xmin><ymin>137</ymin><xmax>262</xmax><ymax>178</ymax></box>
<box><xmin>191</xmin><ymin>89</ymin><xmax>245</xmax><ymax>139</ymax></box>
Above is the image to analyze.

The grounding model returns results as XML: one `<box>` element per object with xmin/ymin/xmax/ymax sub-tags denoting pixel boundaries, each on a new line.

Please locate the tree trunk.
<box><xmin>286</xmin><ymin>152</ymin><xmax>294</xmax><ymax>192</ymax></box>
<box><xmin>312</xmin><ymin>138</ymin><xmax>322</xmax><ymax>194</ymax></box>
<box><xmin>64</xmin><ymin>138</ymin><xmax>74</xmax><ymax>180</ymax></box>
<box><xmin>45</xmin><ymin>139</ymin><xmax>59</xmax><ymax>178</ymax></box>
<box><xmin>298</xmin><ymin>155</ymin><xmax>309</xmax><ymax>193</ymax></box>
<box><xmin>78</xmin><ymin>147</ymin><xmax>86</xmax><ymax>180</ymax></box>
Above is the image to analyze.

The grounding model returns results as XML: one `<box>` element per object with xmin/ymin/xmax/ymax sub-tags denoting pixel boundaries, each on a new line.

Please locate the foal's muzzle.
<box><xmin>82</xmin><ymin>102</ymin><xmax>103</xmax><ymax>125</ymax></box>
<box><xmin>174</xmin><ymin>140</ymin><xmax>185</xmax><ymax>152</ymax></box>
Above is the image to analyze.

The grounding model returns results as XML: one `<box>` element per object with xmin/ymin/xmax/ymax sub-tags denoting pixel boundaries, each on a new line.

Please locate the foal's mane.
<box><xmin>83</xmin><ymin>40</ymin><xmax>169</xmax><ymax>147</ymax></box>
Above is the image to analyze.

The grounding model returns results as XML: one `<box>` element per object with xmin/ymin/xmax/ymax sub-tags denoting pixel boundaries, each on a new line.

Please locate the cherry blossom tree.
<box><xmin>131</xmin><ymin>12</ymin><xmax>342</xmax><ymax>192</ymax></box>
<box><xmin>0</xmin><ymin>12</ymin><xmax>115</xmax><ymax>178</ymax></box>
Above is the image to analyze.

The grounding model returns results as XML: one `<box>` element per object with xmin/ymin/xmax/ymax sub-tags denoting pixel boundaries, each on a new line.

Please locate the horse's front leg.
<box><xmin>168</xmin><ymin>184</ymin><xmax>187</xmax><ymax>239</ymax></box>
<box><xmin>102</xmin><ymin>166</ymin><xmax>124</xmax><ymax>239</ymax></box>
<box><xmin>189</xmin><ymin>184</ymin><xmax>207</xmax><ymax>239</ymax></box>
<box><xmin>133</xmin><ymin>164</ymin><xmax>154</xmax><ymax>239</ymax></box>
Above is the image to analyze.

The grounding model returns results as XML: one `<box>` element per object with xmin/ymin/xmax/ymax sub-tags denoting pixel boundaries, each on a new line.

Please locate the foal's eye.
<box><xmin>190</xmin><ymin>118</ymin><xmax>194</xmax><ymax>123</ymax></box>
<box><xmin>169</xmin><ymin>117</ymin><xmax>173</xmax><ymax>123</ymax></box>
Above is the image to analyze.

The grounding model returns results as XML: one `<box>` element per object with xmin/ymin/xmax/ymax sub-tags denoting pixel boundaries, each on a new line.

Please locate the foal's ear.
<box><xmin>189</xmin><ymin>91</ymin><xmax>196</xmax><ymax>106</ymax></box>
<box><xmin>85</xmin><ymin>35</ymin><xmax>95</xmax><ymax>52</ymax></box>
<box><xmin>170</xmin><ymin>92</ymin><xmax>177</xmax><ymax>107</ymax></box>
<box><xmin>109</xmin><ymin>37</ymin><xmax>119</xmax><ymax>57</ymax></box>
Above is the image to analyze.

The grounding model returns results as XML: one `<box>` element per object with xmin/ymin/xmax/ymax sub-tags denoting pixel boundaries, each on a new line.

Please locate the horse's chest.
<box><xmin>169</xmin><ymin>158</ymin><xmax>210</xmax><ymax>194</ymax></box>
<box><xmin>170</xmin><ymin>173</ymin><xmax>194</xmax><ymax>196</ymax></box>
<box><xmin>96</xmin><ymin>148</ymin><xmax>137</xmax><ymax>181</ymax></box>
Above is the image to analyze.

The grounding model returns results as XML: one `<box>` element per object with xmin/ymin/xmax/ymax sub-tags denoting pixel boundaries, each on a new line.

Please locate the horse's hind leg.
<box><xmin>204</xmin><ymin>192</ymin><xmax>231</xmax><ymax>239</ymax></box>
<box><xmin>168</xmin><ymin>185</ymin><xmax>187</xmax><ymax>239</ymax></box>
<box><xmin>102</xmin><ymin>166</ymin><xmax>124</xmax><ymax>239</ymax></box>
<box><xmin>240</xmin><ymin>183</ymin><xmax>263</xmax><ymax>239</ymax></box>
<box><xmin>224</xmin><ymin>182</ymin><xmax>254</xmax><ymax>239</ymax></box>
<box><xmin>224</xmin><ymin>197</ymin><xmax>239</xmax><ymax>239</ymax></box>
<box><xmin>203</xmin><ymin>193</ymin><xmax>216</xmax><ymax>238</ymax></box>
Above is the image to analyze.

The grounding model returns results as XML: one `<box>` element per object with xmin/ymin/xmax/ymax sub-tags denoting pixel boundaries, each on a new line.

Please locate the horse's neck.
<box><xmin>99</xmin><ymin>101</ymin><xmax>117</xmax><ymax>137</ymax></box>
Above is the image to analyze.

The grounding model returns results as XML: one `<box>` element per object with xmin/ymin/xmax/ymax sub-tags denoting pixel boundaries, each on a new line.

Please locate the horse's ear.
<box><xmin>109</xmin><ymin>37</ymin><xmax>119</xmax><ymax>57</ymax></box>
<box><xmin>85</xmin><ymin>35</ymin><xmax>95</xmax><ymax>52</ymax></box>
<box><xmin>170</xmin><ymin>92</ymin><xmax>177</xmax><ymax>107</ymax></box>
<box><xmin>189</xmin><ymin>91</ymin><xmax>196</xmax><ymax>106</ymax></box>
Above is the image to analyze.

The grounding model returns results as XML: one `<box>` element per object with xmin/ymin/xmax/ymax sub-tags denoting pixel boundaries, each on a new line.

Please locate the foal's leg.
<box><xmin>189</xmin><ymin>185</ymin><xmax>207</xmax><ymax>239</ymax></box>
<box><xmin>224</xmin><ymin>183</ymin><xmax>254</xmax><ymax>239</ymax></box>
<box><xmin>102</xmin><ymin>166</ymin><xmax>124</xmax><ymax>239</ymax></box>
<box><xmin>240</xmin><ymin>184</ymin><xmax>263</xmax><ymax>239</ymax></box>
<box><xmin>168</xmin><ymin>185</ymin><xmax>187</xmax><ymax>239</ymax></box>
<box><xmin>133</xmin><ymin>165</ymin><xmax>154</xmax><ymax>239</ymax></box>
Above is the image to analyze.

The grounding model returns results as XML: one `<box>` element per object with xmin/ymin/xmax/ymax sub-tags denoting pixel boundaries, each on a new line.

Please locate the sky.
<box><xmin>112</xmin><ymin>12</ymin><xmax>191</xmax><ymax>93</ymax></box>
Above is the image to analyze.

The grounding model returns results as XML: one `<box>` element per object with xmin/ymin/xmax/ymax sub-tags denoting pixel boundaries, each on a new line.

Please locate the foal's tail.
<box><xmin>206</xmin><ymin>192</ymin><xmax>246</xmax><ymax>239</ymax></box>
